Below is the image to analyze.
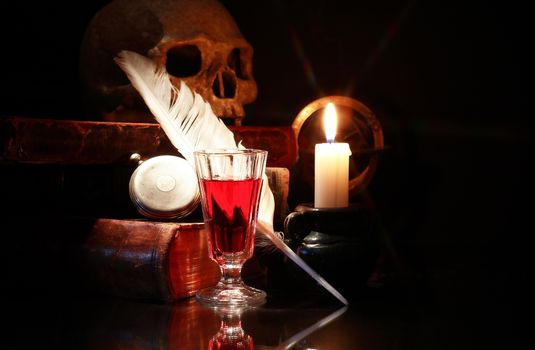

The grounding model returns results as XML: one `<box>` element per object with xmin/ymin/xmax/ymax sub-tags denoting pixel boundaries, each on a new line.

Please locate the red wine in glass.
<box><xmin>201</xmin><ymin>178</ymin><xmax>262</xmax><ymax>263</ymax></box>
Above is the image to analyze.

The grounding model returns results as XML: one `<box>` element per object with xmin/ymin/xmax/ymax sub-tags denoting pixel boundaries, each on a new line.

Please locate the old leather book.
<box><xmin>82</xmin><ymin>219</ymin><xmax>219</xmax><ymax>302</ymax></box>
<box><xmin>3</xmin><ymin>216</ymin><xmax>268</xmax><ymax>302</ymax></box>
<box><xmin>0</xmin><ymin>116</ymin><xmax>293</xmax><ymax>224</ymax></box>
<box><xmin>0</xmin><ymin>116</ymin><xmax>297</xmax><ymax>168</ymax></box>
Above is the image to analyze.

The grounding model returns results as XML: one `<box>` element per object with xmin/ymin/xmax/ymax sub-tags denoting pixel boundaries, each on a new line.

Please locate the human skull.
<box><xmin>79</xmin><ymin>0</ymin><xmax>257</xmax><ymax>124</ymax></box>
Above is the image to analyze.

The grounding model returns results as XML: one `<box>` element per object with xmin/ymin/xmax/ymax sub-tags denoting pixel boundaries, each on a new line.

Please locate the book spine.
<box><xmin>0</xmin><ymin>116</ymin><xmax>297</xmax><ymax>168</ymax></box>
<box><xmin>2</xmin><ymin>216</ymin><xmax>220</xmax><ymax>302</ymax></box>
<box><xmin>81</xmin><ymin>219</ymin><xmax>220</xmax><ymax>302</ymax></box>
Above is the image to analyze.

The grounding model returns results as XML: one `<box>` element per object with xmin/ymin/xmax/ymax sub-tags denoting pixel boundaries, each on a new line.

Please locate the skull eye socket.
<box><xmin>166</xmin><ymin>44</ymin><xmax>202</xmax><ymax>77</ymax></box>
<box><xmin>228</xmin><ymin>48</ymin><xmax>247</xmax><ymax>80</ymax></box>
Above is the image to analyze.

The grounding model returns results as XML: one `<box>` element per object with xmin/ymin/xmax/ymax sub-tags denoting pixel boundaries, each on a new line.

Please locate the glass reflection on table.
<box><xmin>74</xmin><ymin>296</ymin><xmax>346</xmax><ymax>350</ymax></box>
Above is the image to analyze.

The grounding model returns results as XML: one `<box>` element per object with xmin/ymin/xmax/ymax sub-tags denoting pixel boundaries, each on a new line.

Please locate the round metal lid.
<box><xmin>129</xmin><ymin>155</ymin><xmax>200</xmax><ymax>220</ymax></box>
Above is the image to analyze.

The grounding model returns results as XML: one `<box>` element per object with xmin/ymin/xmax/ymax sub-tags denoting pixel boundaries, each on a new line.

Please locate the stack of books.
<box><xmin>1</xmin><ymin>116</ymin><xmax>296</xmax><ymax>302</ymax></box>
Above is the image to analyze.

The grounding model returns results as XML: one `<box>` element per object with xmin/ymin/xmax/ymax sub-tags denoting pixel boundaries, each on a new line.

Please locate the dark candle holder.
<box><xmin>283</xmin><ymin>203</ymin><xmax>380</xmax><ymax>295</ymax></box>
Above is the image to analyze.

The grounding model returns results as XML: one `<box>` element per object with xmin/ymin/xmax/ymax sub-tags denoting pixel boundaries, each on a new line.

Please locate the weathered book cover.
<box><xmin>82</xmin><ymin>219</ymin><xmax>219</xmax><ymax>302</ymax></box>
<box><xmin>0</xmin><ymin>116</ymin><xmax>297</xmax><ymax>168</ymax></box>
<box><xmin>3</xmin><ymin>216</ymin><xmax>269</xmax><ymax>303</ymax></box>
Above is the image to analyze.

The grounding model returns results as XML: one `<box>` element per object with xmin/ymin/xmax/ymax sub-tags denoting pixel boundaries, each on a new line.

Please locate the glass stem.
<box><xmin>220</xmin><ymin>263</ymin><xmax>243</xmax><ymax>286</ymax></box>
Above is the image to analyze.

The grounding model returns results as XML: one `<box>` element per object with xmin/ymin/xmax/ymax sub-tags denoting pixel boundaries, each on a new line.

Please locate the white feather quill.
<box><xmin>114</xmin><ymin>50</ymin><xmax>347</xmax><ymax>306</ymax></box>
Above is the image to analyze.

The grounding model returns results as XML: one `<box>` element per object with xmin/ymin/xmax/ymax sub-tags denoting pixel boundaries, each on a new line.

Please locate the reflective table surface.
<box><xmin>6</xmin><ymin>277</ymin><xmax>509</xmax><ymax>350</ymax></box>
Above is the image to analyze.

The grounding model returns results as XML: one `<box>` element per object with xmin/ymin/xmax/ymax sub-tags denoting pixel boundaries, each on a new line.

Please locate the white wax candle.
<box><xmin>314</xmin><ymin>102</ymin><xmax>352</xmax><ymax>208</ymax></box>
<box><xmin>314</xmin><ymin>142</ymin><xmax>351</xmax><ymax>208</ymax></box>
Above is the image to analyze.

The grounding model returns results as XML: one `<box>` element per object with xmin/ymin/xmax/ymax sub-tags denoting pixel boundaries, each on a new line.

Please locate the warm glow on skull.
<box><xmin>79</xmin><ymin>0</ymin><xmax>257</xmax><ymax>124</ymax></box>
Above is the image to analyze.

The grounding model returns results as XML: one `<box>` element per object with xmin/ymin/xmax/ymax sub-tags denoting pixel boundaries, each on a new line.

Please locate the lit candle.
<box><xmin>314</xmin><ymin>103</ymin><xmax>352</xmax><ymax>208</ymax></box>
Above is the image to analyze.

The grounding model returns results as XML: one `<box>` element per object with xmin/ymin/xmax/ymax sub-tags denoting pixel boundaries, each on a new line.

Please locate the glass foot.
<box><xmin>196</xmin><ymin>282</ymin><xmax>266</xmax><ymax>308</ymax></box>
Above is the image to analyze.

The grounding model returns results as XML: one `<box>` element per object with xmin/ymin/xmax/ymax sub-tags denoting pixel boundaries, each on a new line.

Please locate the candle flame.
<box><xmin>324</xmin><ymin>102</ymin><xmax>337</xmax><ymax>143</ymax></box>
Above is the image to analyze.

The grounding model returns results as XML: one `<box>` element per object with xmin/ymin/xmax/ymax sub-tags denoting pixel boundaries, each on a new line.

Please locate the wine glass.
<box><xmin>194</xmin><ymin>148</ymin><xmax>268</xmax><ymax>307</ymax></box>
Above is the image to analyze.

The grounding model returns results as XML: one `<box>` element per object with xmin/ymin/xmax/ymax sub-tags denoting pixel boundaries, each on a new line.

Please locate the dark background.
<box><xmin>0</xmin><ymin>0</ymin><xmax>529</xmax><ymax>347</ymax></box>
